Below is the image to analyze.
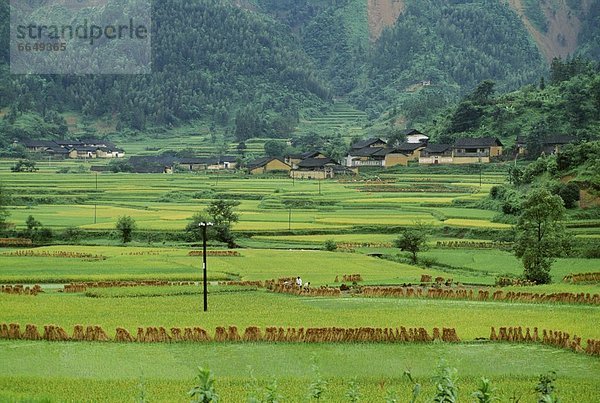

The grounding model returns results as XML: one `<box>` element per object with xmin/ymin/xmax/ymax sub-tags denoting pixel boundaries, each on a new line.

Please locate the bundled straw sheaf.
<box><xmin>361</xmin><ymin>286</ymin><xmax>600</xmax><ymax>305</ymax></box>
<box><xmin>188</xmin><ymin>250</ymin><xmax>241</xmax><ymax>257</ymax></box>
<box><xmin>563</xmin><ymin>272</ymin><xmax>600</xmax><ymax>284</ymax></box>
<box><xmin>0</xmin><ymin>238</ymin><xmax>33</xmax><ymax>247</ymax></box>
<box><xmin>1</xmin><ymin>284</ymin><xmax>42</xmax><ymax>296</ymax></box>
<box><xmin>218</xmin><ymin>281</ymin><xmax>263</xmax><ymax>287</ymax></box>
<box><xmin>489</xmin><ymin>326</ymin><xmax>600</xmax><ymax>356</ymax></box>
<box><xmin>0</xmin><ymin>323</ymin><xmax>460</xmax><ymax>344</ymax></box>
<box><xmin>2</xmin><ymin>250</ymin><xmax>105</xmax><ymax>260</ymax></box>
<box><xmin>63</xmin><ymin>280</ymin><xmax>200</xmax><ymax>293</ymax></box>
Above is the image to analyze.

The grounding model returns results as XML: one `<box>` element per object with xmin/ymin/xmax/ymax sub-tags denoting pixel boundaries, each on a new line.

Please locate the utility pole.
<box><xmin>288</xmin><ymin>208</ymin><xmax>292</xmax><ymax>231</ymax></box>
<box><xmin>199</xmin><ymin>222</ymin><xmax>214</xmax><ymax>312</ymax></box>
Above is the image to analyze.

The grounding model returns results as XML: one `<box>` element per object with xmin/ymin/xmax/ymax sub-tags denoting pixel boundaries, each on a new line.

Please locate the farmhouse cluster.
<box><xmin>16</xmin><ymin>138</ymin><xmax>125</xmax><ymax>160</ymax></box>
<box><xmin>241</xmin><ymin>129</ymin><xmax>578</xmax><ymax>178</ymax></box>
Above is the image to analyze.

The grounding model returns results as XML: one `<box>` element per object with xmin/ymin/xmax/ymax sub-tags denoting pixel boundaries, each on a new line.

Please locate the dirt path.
<box><xmin>368</xmin><ymin>0</ymin><xmax>405</xmax><ymax>41</ymax></box>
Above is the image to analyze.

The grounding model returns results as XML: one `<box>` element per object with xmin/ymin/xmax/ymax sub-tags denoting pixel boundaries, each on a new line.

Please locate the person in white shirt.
<box><xmin>296</xmin><ymin>276</ymin><xmax>303</xmax><ymax>289</ymax></box>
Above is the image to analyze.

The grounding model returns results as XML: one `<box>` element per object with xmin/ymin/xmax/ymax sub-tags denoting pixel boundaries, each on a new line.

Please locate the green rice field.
<box><xmin>1</xmin><ymin>164</ymin><xmax>599</xmax><ymax>401</ymax></box>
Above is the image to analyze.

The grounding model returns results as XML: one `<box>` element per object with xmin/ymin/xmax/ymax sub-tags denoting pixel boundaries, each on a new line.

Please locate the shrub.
<box><xmin>116</xmin><ymin>216</ymin><xmax>136</xmax><ymax>243</ymax></box>
<box><xmin>188</xmin><ymin>367</ymin><xmax>219</xmax><ymax>403</ymax></box>
<box><xmin>323</xmin><ymin>239</ymin><xmax>337</xmax><ymax>251</ymax></box>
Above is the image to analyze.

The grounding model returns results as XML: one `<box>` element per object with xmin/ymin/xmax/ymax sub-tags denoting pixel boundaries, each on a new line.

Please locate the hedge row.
<box><xmin>1</xmin><ymin>285</ymin><xmax>42</xmax><ymax>296</ymax></box>
<box><xmin>490</xmin><ymin>326</ymin><xmax>600</xmax><ymax>357</ymax></box>
<box><xmin>563</xmin><ymin>272</ymin><xmax>600</xmax><ymax>284</ymax></box>
<box><xmin>361</xmin><ymin>286</ymin><xmax>600</xmax><ymax>305</ymax></box>
<box><xmin>0</xmin><ymin>323</ymin><xmax>460</xmax><ymax>344</ymax></box>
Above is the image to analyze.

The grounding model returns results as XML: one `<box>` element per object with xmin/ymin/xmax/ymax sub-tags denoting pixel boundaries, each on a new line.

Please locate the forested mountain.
<box><xmin>0</xmin><ymin>0</ymin><xmax>330</xmax><ymax>144</ymax></box>
<box><xmin>1</xmin><ymin>0</ymin><xmax>599</xmax><ymax>144</ymax></box>
<box><xmin>425</xmin><ymin>58</ymin><xmax>600</xmax><ymax>146</ymax></box>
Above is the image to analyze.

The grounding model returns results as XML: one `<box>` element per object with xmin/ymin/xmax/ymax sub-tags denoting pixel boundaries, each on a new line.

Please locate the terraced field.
<box><xmin>1</xmin><ymin>165</ymin><xmax>599</xmax><ymax>401</ymax></box>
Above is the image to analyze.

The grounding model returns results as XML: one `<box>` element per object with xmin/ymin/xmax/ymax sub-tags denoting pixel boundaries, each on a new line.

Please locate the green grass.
<box><xmin>2</xmin><ymin>290</ymin><xmax>599</xmax><ymax>340</ymax></box>
<box><xmin>421</xmin><ymin>249</ymin><xmax>600</xmax><ymax>285</ymax></box>
<box><xmin>0</xmin><ymin>341</ymin><xmax>598</xmax><ymax>402</ymax></box>
<box><xmin>1</xmin><ymin>166</ymin><xmax>599</xmax><ymax>401</ymax></box>
<box><xmin>0</xmin><ymin>245</ymin><xmax>453</xmax><ymax>284</ymax></box>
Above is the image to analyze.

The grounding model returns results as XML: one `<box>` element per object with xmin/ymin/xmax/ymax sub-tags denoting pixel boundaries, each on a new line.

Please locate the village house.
<box><xmin>284</xmin><ymin>151</ymin><xmax>327</xmax><ymax>169</ymax></box>
<box><xmin>128</xmin><ymin>156</ymin><xmax>177</xmax><ymax>174</ymax></box>
<box><xmin>418</xmin><ymin>144</ymin><xmax>453</xmax><ymax>165</ymax></box>
<box><xmin>18</xmin><ymin>138</ymin><xmax>125</xmax><ymax>160</ymax></box>
<box><xmin>345</xmin><ymin>138</ymin><xmax>425</xmax><ymax>168</ymax></box>
<box><xmin>290</xmin><ymin>157</ymin><xmax>355</xmax><ymax>179</ymax></box>
<box><xmin>19</xmin><ymin>140</ymin><xmax>58</xmax><ymax>153</ymax></box>
<box><xmin>403</xmin><ymin>129</ymin><xmax>429</xmax><ymax>144</ymax></box>
<box><xmin>517</xmin><ymin>135</ymin><xmax>578</xmax><ymax>156</ymax></box>
<box><xmin>419</xmin><ymin>137</ymin><xmax>503</xmax><ymax>165</ymax></box>
<box><xmin>452</xmin><ymin>137</ymin><xmax>503</xmax><ymax>164</ymax></box>
<box><xmin>178</xmin><ymin>156</ymin><xmax>238</xmax><ymax>171</ymax></box>
<box><xmin>247</xmin><ymin>157</ymin><xmax>291</xmax><ymax>175</ymax></box>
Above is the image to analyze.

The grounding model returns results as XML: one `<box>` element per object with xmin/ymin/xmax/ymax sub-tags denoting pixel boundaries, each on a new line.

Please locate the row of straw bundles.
<box><xmin>0</xmin><ymin>323</ymin><xmax>460</xmax><ymax>344</ymax></box>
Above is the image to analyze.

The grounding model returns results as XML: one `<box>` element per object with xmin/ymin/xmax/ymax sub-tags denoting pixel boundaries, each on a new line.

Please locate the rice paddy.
<box><xmin>1</xmin><ymin>164</ymin><xmax>599</xmax><ymax>401</ymax></box>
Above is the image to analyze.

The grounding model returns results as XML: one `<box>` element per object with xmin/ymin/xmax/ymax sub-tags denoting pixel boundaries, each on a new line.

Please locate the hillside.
<box><xmin>425</xmin><ymin>58</ymin><xmax>600</xmax><ymax>147</ymax></box>
<box><xmin>0</xmin><ymin>0</ymin><xmax>331</xmax><ymax>143</ymax></box>
<box><xmin>1</xmin><ymin>0</ymin><xmax>600</xmax><ymax>146</ymax></box>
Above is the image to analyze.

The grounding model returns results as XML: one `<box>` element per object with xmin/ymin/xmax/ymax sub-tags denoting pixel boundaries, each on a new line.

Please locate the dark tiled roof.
<box><xmin>394</xmin><ymin>142</ymin><xmax>426</xmax><ymax>152</ymax></box>
<box><xmin>350</xmin><ymin>146</ymin><xmax>386</xmax><ymax>157</ymax></box>
<box><xmin>297</xmin><ymin>157</ymin><xmax>337</xmax><ymax>168</ymax></box>
<box><xmin>55</xmin><ymin>139</ymin><xmax>84</xmax><ymax>146</ymax></box>
<box><xmin>544</xmin><ymin>136</ymin><xmax>577</xmax><ymax>145</ymax></box>
<box><xmin>220</xmin><ymin>156</ymin><xmax>238</xmax><ymax>163</ymax></box>
<box><xmin>351</xmin><ymin>138</ymin><xmax>386</xmax><ymax>149</ymax></box>
<box><xmin>370</xmin><ymin>148</ymin><xmax>393</xmax><ymax>157</ymax></box>
<box><xmin>47</xmin><ymin>147</ymin><xmax>70</xmax><ymax>154</ymax></box>
<box><xmin>21</xmin><ymin>140</ymin><xmax>57</xmax><ymax>148</ymax></box>
<box><xmin>454</xmin><ymin>137</ymin><xmax>503</xmax><ymax>147</ymax></box>
<box><xmin>247</xmin><ymin>157</ymin><xmax>287</xmax><ymax>169</ymax></box>
<box><xmin>179</xmin><ymin>157</ymin><xmax>220</xmax><ymax>165</ymax></box>
<box><xmin>296</xmin><ymin>151</ymin><xmax>323</xmax><ymax>159</ymax></box>
<box><xmin>72</xmin><ymin>146</ymin><xmax>99</xmax><ymax>152</ymax></box>
<box><xmin>401</xmin><ymin>128</ymin><xmax>426</xmax><ymax>136</ymax></box>
<box><xmin>423</xmin><ymin>144</ymin><xmax>452</xmax><ymax>153</ymax></box>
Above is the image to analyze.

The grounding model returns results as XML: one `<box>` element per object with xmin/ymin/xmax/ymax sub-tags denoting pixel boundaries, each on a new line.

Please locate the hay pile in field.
<box><xmin>1</xmin><ymin>284</ymin><xmax>42</xmax><ymax>296</ymax></box>
<box><xmin>563</xmin><ymin>272</ymin><xmax>600</xmax><ymax>283</ymax></box>
<box><xmin>218</xmin><ymin>281</ymin><xmax>263</xmax><ymax>287</ymax></box>
<box><xmin>361</xmin><ymin>286</ymin><xmax>600</xmax><ymax>305</ymax></box>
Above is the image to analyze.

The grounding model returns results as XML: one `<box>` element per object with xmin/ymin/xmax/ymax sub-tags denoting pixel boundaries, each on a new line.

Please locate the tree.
<box><xmin>187</xmin><ymin>200</ymin><xmax>240</xmax><ymax>247</ymax></box>
<box><xmin>514</xmin><ymin>189</ymin><xmax>570</xmax><ymax>284</ymax></box>
<box><xmin>206</xmin><ymin>199</ymin><xmax>240</xmax><ymax>247</ymax></box>
<box><xmin>447</xmin><ymin>101</ymin><xmax>482</xmax><ymax>134</ymax></box>
<box><xmin>394</xmin><ymin>225</ymin><xmax>429</xmax><ymax>264</ymax></box>
<box><xmin>116</xmin><ymin>216</ymin><xmax>136</xmax><ymax>244</ymax></box>
<box><xmin>11</xmin><ymin>159</ymin><xmax>38</xmax><ymax>172</ymax></box>
<box><xmin>471</xmin><ymin>80</ymin><xmax>496</xmax><ymax>105</ymax></box>
<box><xmin>0</xmin><ymin>183</ymin><xmax>10</xmax><ymax>232</ymax></box>
<box><xmin>264</xmin><ymin>140</ymin><xmax>287</xmax><ymax>158</ymax></box>
<box><xmin>185</xmin><ymin>211</ymin><xmax>213</xmax><ymax>242</ymax></box>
